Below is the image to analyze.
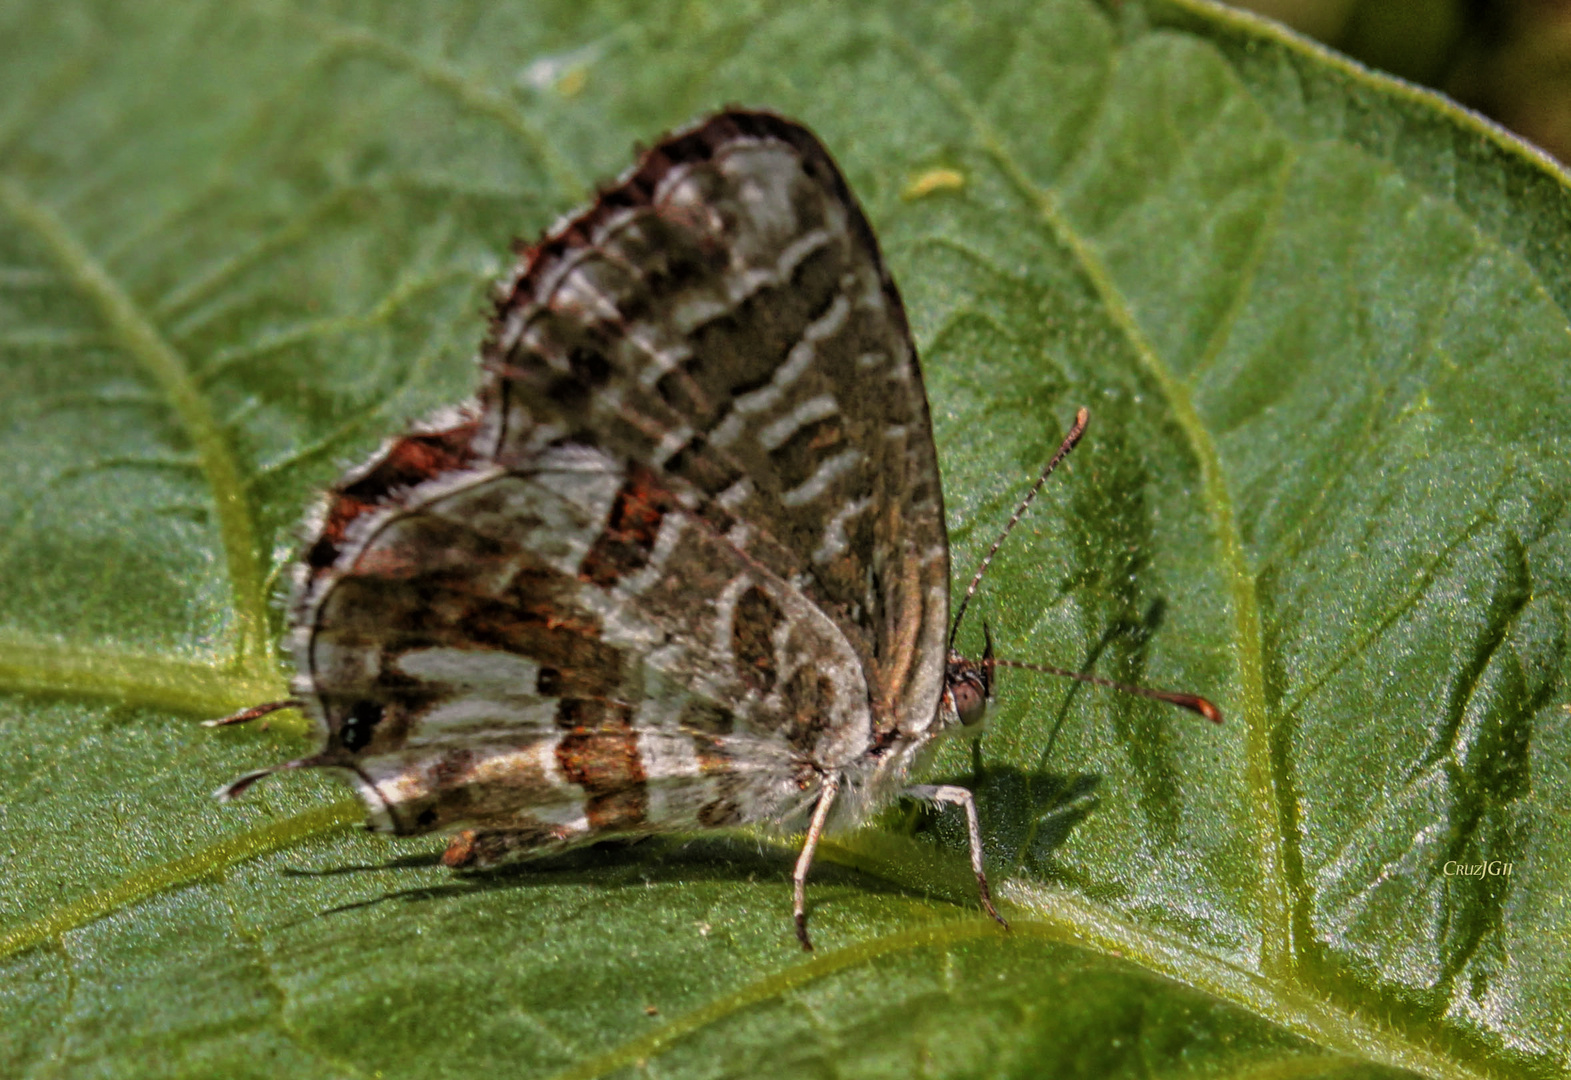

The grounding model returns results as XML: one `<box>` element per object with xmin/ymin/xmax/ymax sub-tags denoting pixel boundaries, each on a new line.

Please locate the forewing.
<box><xmin>480</xmin><ymin>110</ymin><xmax>949</xmax><ymax>735</ymax></box>
<box><xmin>293</xmin><ymin>448</ymin><xmax>870</xmax><ymax>838</ymax></box>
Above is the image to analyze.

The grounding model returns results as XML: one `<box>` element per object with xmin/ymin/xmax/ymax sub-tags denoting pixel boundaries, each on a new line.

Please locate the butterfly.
<box><xmin>211</xmin><ymin>109</ymin><xmax>1219</xmax><ymax>950</ymax></box>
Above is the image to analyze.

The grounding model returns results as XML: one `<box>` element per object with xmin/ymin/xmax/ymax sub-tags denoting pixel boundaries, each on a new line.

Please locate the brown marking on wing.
<box><xmin>766</xmin><ymin>414</ymin><xmax>846</xmax><ymax>492</ymax></box>
<box><xmin>268</xmin><ymin>116</ymin><xmax>946</xmax><ymax>861</ymax></box>
<box><xmin>662</xmin><ymin>432</ymin><xmax>742</xmax><ymax>499</ymax></box>
<box><xmin>430</xmin><ymin>747</ymin><xmax>478</xmax><ymax>790</ymax></box>
<box><xmin>679</xmin><ymin>245</ymin><xmax>842</xmax><ymax>429</ymax></box>
<box><xmin>441</xmin><ymin>822</ymin><xmax>566</xmax><ymax>868</ymax></box>
<box><xmin>692</xmin><ymin>734</ymin><xmax>732</xmax><ymax>775</ymax></box>
<box><xmin>421</xmin><ymin>558</ymin><xmax>617</xmax><ymax>689</ymax></box>
<box><xmin>557</xmin><ymin>728</ymin><xmax>647</xmax><ymax>830</ymax></box>
<box><xmin>732</xmin><ymin>585</ymin><xmax>783</xmax><ymax>694</ymax></box>
<box><xmin>481</xmin><ymin>112</ymin><xmax>952</xmax><ymax>742</ymax></box>
<box><xmin>783</xmin><ymin>665</ymin><xmax>835</xmax><ymax>755</ymax></box>
<box><xmin>359</xmin><ymin>737</ymin><xmax>577</xmax><ymax>837</ymax></box>
<box><xmin>677</xmin><ymin>700</ymin><xmax>735</xmax><ymax>736</ymax></box>
<box><xmin>369</xmin><ymin>559</ymin><xmax>618</xmax><ymax>684</ymax></box>
<box><xmin>501</xmin><ymin>312</ymin><xmax>619</xmax><ymax>416</ymax></box>
<box><xmin>455</xmin><ymin>583</ymin><xmax>621</xmax><ymax>698</ymax></box>
<box><xmin>578</xmin><ymin>466</ymin><xmax>675</xmax><ymax>587</ymax></box>
<box><xmin>696</xmin><ymin>791</ymin><xmax>742</xmax><ymax>827</ymax></box>
<box><xmin>307</xmin><ymin>420</ymin><xmax>482</xmax><ymax>579</ymax></box>
<box><xmin>555</xmin><ymin>697</ymin><xmax>635</xmax><ymax>733</ymax></box>
<box><xmin>440</xmin><ymin>829</ymin><xmax>479</xmax><ymax>866</ymax></box>
<box><xmin>489</xmin><ymin>112</ymin><xmax>854</xmax><ymax>333</ymax></box>
<box><xmin>312</xmin><ymin>543</ymin><xmax>626</xmax><ymax>757</ymax></box>
<box><xmin>691</xmin><ymin>733</ymin><xmax>745</xmax><ymax>826</ymax></box>
<box><xmin>534</xmin><ymin>659</ymin><xmax>618</xmax><ymax>699</ymax></box>
<box><xmin>628</xmin><ymin>219</ymin><xmax>725</xmax><ymax>297</ymax></box>
<box><xmin>872</xmin><ymin>545</ymin><xmax>924</xmax><ymax>721</ymax></box>
<box><xmin>349</xmin><ymin>546</ymin><xmax>424</xmax><ymax>580</ymax></box>
<box><xmin>542</xmin><ymin>342</ymin><xmax>616</xmax><ymax>413</ymax></box>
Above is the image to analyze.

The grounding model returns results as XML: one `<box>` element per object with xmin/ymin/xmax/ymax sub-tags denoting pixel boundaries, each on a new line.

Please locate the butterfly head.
<box><xmin>940</xmin><ymin>622</ymin><xmax>995</xmax><ymax>731</ymax></box>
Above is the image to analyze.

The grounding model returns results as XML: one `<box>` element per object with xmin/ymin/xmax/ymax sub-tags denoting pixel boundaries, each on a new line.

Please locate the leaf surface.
<box><xmin>2</xmin><ymin>1</ymin><xmax>1568</xmax><ymax>1077</ymax></box>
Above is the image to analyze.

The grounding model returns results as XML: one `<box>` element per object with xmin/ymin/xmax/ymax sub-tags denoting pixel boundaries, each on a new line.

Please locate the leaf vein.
<box><xmin>1186</xmin><ymin>146</ymin><xmax>1297</xmax><ymax>385</ymax></box>
<box><xmin>1279</xmin><ymin>471</ymin><xmax>1515</xmax><ymax>717</ymax></box>
<box><xmin>0</xmin><ymin>633</ymin><xmax>284</xmax><ymax>719</ymax></box>
<box><xmin>199</xmin><ymin>266</ymin><xmax>474</xmax><ymax>388</ymax></box>
<box><xmin>220</xmin><ymin>892</ymin><xmax>373</xmax><ymax>1080</ymax></box>
<box><xmin>0</xmin><ymin>801</ymin><xmax>361</xmax><ymax>963</ymax></box>
<box><xmin>0</xmin><ymin>177</ymin><xmax>273</xmax><ymax>671</ymax></box>
<box><xmin>881</xmin><ymin>20</ymin><xmax>1289</xmax><ymax>979</ymax></box>
<box><xmin>296</xmin><ymin>14</ymin><xmax>582</xmax><ymax>200</ymax></box>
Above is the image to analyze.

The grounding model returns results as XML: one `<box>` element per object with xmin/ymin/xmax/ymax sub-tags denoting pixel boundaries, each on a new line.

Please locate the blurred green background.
<box><xmin>1228</xmin><ymin>0</ymin><xmax>1571</xmax><ymax>163</ymax></box>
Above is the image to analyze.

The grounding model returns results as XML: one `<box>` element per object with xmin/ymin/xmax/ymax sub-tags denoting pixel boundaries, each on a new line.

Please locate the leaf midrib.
<box><xmin>0</xmin><ymin>800</ymin><xmax>363</xmax><ymax>961</ymax></box>
<box><xmin>0</xmin><ymin>0</ymin><xmax>1290</xmax><ymax>1017</ymax></box>
<box><xmin>545</xmin><ymin>881</ymin><xmax>1497</xmax><ymax>1080</ymax></box>
<box><xmin>0</xmin><ymin>813</ymin><xmax>1497</xmax><ymax>1080</ymax></box>
<box><xmin>0</xmin><ymin>175</ymin><xmax>274</xmax><ymax>674</ymax></box>
<box><xmin>878</xmin><ymin>20</ymin><xmax>1288</xmax><ymax>975</ymax></box>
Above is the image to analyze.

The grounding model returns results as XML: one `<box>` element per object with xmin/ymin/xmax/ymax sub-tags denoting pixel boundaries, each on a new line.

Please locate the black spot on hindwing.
<box><xmin>340</xmin><ymin>699</ymin><xmax>384</xmax><ymax>752</ymax></box>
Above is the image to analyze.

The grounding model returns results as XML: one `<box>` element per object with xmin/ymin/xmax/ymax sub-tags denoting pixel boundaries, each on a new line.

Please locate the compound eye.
<box><xmin>950</xmin><ymin>677</ymin><xmax>988</xmax><ymax>726</ymax></box>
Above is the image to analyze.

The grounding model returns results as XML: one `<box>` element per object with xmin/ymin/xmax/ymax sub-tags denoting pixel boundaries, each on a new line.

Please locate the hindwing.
<box><xmin>292</xmin><ymin>440</ymin><xmax>878</xmax><ymax>848</ymax></box>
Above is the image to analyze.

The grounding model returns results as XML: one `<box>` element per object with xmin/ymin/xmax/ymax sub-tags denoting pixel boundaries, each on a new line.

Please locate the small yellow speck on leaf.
<box><xmin>557</xmin><ymin>66</ymin><xmax>588</xmax><ymax>98</ymax></box>
<box><xmin>902</xmin><ymin>167</ymin><xmax>965</xmax><ymax>200</ymax></box>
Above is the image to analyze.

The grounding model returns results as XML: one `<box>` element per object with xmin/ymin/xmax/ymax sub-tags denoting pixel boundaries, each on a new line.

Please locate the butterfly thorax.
<box><xmin>833</xmin><ymin>646</ymin><xmax>993</xmax><ymax>831</ymax></box>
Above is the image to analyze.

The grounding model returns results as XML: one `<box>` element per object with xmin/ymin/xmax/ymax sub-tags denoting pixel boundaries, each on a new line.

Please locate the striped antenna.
<box><xmin>985</xmin><ymin>657</ymin><xmax>1222</xmax><ymax>723</ymax></box>
<box><xmin>949</xmin><ymin>406</ymin><xmax>1089</xmax><ymax>648</ymax></box>
<box><xmin>948</xmin><ymin>405</ymin><xmax>1221</xmax><ymax>723</ymax></box>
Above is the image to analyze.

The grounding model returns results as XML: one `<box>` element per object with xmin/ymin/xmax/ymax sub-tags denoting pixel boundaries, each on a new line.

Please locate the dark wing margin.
<box><xmin>479</xmin><ymin>109</ymin><xmax>950</xmax><ymax>737</ymax></box>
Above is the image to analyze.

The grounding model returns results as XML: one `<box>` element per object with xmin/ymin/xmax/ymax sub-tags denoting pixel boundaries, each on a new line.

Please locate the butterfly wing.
<box><xmin>250</xmin><ymin>112</ymin><xmax>952</xmax><ymax>861</ymax></box>
<box><xmin>480</xmin><ymin>111</ymin><xmax>950</xmax><ymax>737</ymax></box>
<box><xmin>288</xmin><ymin>442</ymin><xmax>873</xmax><ymax>846</ymax></box>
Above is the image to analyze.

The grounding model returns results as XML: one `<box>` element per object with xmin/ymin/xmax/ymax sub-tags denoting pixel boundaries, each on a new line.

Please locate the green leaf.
<box><xmin>2</xmin><ymin>0</ymin><xmax>1567</xmax><ymax>1076</ymax></box>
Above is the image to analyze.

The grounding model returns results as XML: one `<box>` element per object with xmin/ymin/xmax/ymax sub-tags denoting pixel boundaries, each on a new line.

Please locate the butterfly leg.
<box><xmin>903</xmin><ymin>784</ymin><xmax>1008</xmax><ymax>929</ymax></box>
<box><xmin>792</xmin><ymin>772</ymin><xmax>842</xmax><ymax>952</ymax></box>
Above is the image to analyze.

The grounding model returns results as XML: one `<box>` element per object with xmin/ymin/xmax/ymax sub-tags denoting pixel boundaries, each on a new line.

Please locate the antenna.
<box><xmin>949</xmin><ymin>406</ymin><xmax>1088</xmax><ymax>648</ymax></box>
<box><xmin>987</xmin><ymin>658</ymin><xmax>1222</xmax><ymax>722</ymax></box>
<box><xmin>948</xmin><ymin>406</ymin><xmax>1222</xmax><ymax>724</ymax></box>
